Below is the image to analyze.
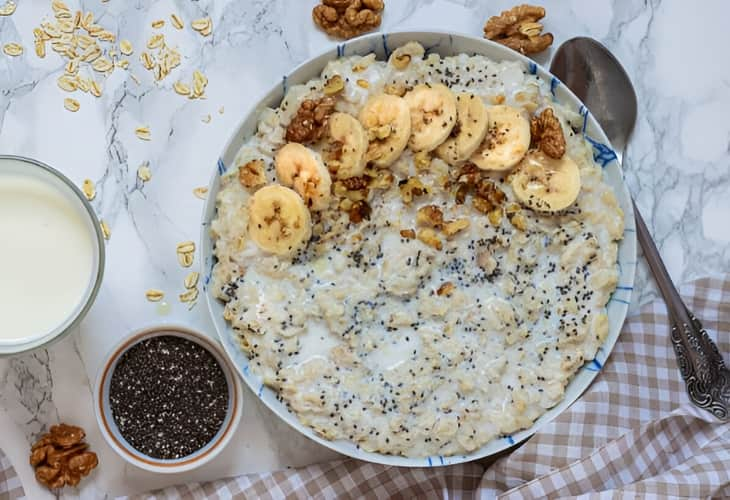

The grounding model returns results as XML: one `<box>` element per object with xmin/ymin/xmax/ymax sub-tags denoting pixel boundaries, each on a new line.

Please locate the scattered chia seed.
<box><xmin>109</xmin><ymin>335</ymin><xmax>228</xmax><ymax>460</ymax></box>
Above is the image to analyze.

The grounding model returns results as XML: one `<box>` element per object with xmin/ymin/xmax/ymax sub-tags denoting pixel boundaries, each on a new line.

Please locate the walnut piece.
<box><xmin>456</xmin><ymin>162</ymin><xmax>481</xmax><ymax>186</ymax></box>
<box><xmin>312</xmin><ymin>0</ymin><xmax>384</xmax><ymax>40</ymax></box>
<box><xmin>340</xmin><ymin>175</ymin><xmax>370</xmax><ymax>191</ymax></box>
<box><xmin>530</xmin><ymin>108</ymin><xmax>566</xmax><ymax>159</ymax></box>
<box><xmin>30</xmin><ymin>424</ymin><xmax>98</xmax><ymax>490</ymax></box>
<box><xmin>399</xmin><ymin>177</ymin><xmax>428</xmax><ymax>204</ymax></box>
<box><xmin>285</xmin><ymin>96</ymin><xmax>336</xmax><ymax>144</ymax></box>
<box><xmin>416</xmin><ymin>205</ymin><xmax>444</xmax><ymax>228</ymax></box>
<box><xmin>483</xmin><ymin>4</ymin><xmax>553</xmax><ymax>55</ymax></box>
<box><xmin>417</xmin><ymin>228</ymin><xmax>442</xmax><ymax>251</ymax></box>
<box><xmin>347</xmin><ymin>200</ymin><xmax>371</xmax><ymax>223</ymax></box>
<box><xmin>442</xmin><ymin>218</ymin><xmax>470</xmax><ymax>238</ymax></box>
<box><xmin>436</xmin><ymin>282</ymin><xmax>455</xmax><ymax>296</ymax></box>
<box><xmin>400</xmin><ymin>228</ymin><xmax>416</xmax><ymax>239</ymax></box>
<box><xmin>238</xmin><ymin>159</ymin><xmax>266</xmax><ymax>189</ymax></box>
<box><xmin>476</xmin><ymin>179</ymin><xmax>507</xmax><ymax>206</ymax></box>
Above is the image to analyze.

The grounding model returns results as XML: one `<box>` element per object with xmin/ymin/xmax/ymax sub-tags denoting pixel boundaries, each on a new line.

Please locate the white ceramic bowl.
<box><xmin>94</xmin><ymin>325</ymin><xmax>243</xmax><ymax>473</ymax></box>
<box><xmin>0</xmin><ymin>155</ymin><xmax>105</xmax><ymax>355</ymax></box>
<box><xmin>200</xmin><ymin>31</ymin><xmax>637</xmax><ymax>467</ymax></box>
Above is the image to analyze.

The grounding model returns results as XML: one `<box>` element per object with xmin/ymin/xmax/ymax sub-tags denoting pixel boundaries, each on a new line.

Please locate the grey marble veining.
<box><xmin>1</xmin><ymin>0</ymin><xmax>729</xmax><ymax>497</ymax></box>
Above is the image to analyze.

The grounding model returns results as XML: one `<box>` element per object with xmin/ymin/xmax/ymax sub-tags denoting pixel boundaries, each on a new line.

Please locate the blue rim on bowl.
<box><xmin>0</xmin><ymin>154</ymin><xmax>105</xmax><ymax>356</ymax></box>
<box><xmin>200</xmin><ymin>31</ymin><xmax>637</xmax><ymax>467</ymax></box>
<box><xmin>94</xmin><ymin>325</ymin><xmax>243</xmax><ymax>473</ymax></box>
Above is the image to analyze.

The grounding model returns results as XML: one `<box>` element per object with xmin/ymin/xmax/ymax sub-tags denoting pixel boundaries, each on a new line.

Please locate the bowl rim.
<box><xmin>0</xmin><ymin>154</ymin><xmax>105</xmax><ymax>355</ymax></box>
<box><xmin>93</xmin><ymin>324</ymin><xmax>243</xmax><ymax>473</ymax></box>
<box><xmin>200</xmin><ymin>29</ymin><xmax>637</xmax><ymax>466</ymax></box>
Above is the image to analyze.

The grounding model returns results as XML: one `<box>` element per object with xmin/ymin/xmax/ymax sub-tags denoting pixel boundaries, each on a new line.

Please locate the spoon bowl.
<box><xmin>550</xmin><ymin>37</ymin><xmax>637</xmax><ymax>160</ymax></box>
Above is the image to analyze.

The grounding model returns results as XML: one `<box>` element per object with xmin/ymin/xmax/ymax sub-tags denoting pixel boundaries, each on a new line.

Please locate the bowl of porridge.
<box><xmin>200</xmin><ymin>31</ymin><xmax>636</xmax><ymax>466</ymax></box>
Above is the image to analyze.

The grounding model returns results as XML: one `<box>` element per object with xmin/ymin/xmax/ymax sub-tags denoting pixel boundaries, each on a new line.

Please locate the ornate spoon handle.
<box><xmin>633</xmin><ymin>199</ymin><xmax>730</xmax><ymax>420</ymax></box>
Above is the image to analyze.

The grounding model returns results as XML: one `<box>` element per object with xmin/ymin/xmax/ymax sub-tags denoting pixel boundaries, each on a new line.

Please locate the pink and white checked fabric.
<box><xmin>5</xmin><ymin>276</ymin><xmax>730</xmax><ymax>499</ymax></box>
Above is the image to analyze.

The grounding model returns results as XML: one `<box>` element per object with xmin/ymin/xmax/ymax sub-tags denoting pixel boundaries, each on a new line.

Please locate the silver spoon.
<box><xmin>550</xmin><ymin>37</ymin><xmax>730</xmax><ymax>421</ymax></box>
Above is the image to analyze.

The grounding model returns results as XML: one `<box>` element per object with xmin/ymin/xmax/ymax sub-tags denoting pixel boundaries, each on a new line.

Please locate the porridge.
<box><xmin>210</xmin><ymin>42</ymin><xmax>623</xmax><ymax>457</ymax></box>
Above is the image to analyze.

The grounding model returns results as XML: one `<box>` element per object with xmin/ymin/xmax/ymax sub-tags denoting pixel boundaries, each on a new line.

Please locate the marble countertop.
<box><xmin>1</xmin><ymin>0</ymin><xmax>729</xmax><ymax>497</ymax></box>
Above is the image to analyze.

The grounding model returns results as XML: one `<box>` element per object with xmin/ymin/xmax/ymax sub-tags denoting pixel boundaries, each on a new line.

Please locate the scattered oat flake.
<box><xmin>191</xmin><ymin>17</ymin><xmax>212</xmax><ymax>36</ymax></box>
<box><xmin>100</xmin><ymin>220</ymin><xmax>111</xmax><ymax>240</ymax></box>
<box><xmin>193</xmin><ymin>187</ymin><xmax>208</xmax><ymax>199</ymax></box>
<box><xmin>173</xmin><ymin>81</ymin><xmax>190</xmax><ymax>96</ymax></box>
<box><xmin>77</xmin><ymin>77</ymin><xmax>90</xmax><ymax>92</ymax></box>
<box><xmin>137</xmin><ymin>163</ymin><xmax>152</xmax><ymax>182</ymax></box>
<box><xmin>35</xmin><ymin>40</ymin><xmax>46</xmax><ymax>58</ymax></box>
<box><xmin>140</xmin><ymin>51</ymin><xmax>154</xmax><ymax>70</ymax></box>
<box><xmin>91</xmin><ymin>57</ymin><xmax>113</xmax><ymax>72</ymax></box>
<box><xmin>151</xmin><ymin>19</ymin><xmax>165</xmax><ymax>29</ymax></box>
<box><xmin>119</xmin><ymin>39</ymin><xmax>133</xmax><ymax>55</ymax></box>
<box><xmin>170</xmin><ymin>13</ymin><xmax>184</xmax><ymax>30</ymax></box>
<box><xmin>81</xmin><ymin>11</ymin><xmax>94</xmax><ymax>29</ymax></box>
<box><xmin>64</xmin><ymin>97</ymin><xmax>80</xmax><ymax>112</ymax></box>
<box><xmin>64</xmin><ymin>59</ymin><xmax>78</xmax><ymax>75</ymax></box>
<box><xmin>97</xmin><ymin>30</ymin><xmax>115</xmax><ymax>42</ymax></box>
<box><xmin>218</xmin><ymin>106</ymin><xmax>224</xmax><ymax>115</ymax></box>
<box><xmin>176</xmin><ymin>241</ymin><xmax>195</xmax><ymax>268</ymax></box>
<box><xmin>57</xmin><ymin>75</ymin><xmax>77</xmax><ymax>92</ymax></box>
<box><xmin>90</xmin><ymin>80</ymin><xmax>102</xmax><ymax>97</ymax></box>
<box><xmin>201</xmin><ymin>114</ymin><xmax>211</xmax><ymax>123</ymax></box>
<box><xmin>2</xmin><ymin>42</ymin><xmax>23</xmax><ymax>56</ymax></box>
<box><xmin>147</xmin><ymin>33</ymin><xmax>164</xmax><ymax>49</ymax></box>
<box><xmin>52</xmin><ymin>0</ymin><xmax>69</xmax><ymax>16</ymax></box>
<box><xmin>179</xmin><ymin>288</ymin><xmax>198</xmax><ymax>303</ymax></box>
<box><xmin>356</xmin><ymin>79</ymin><xmax>369</xmax><ymax>88</ymax></box>
<box><xmin>135</xmin><ymin>126</ymin><xmax>151</xmax><ymax>141</ymax></box>
<box><xmin>177</xmin><ymin>252</ymin><xmax>194</xmax><ymax>268</ymax></box>
<box><xmin>191</xmin><ymin>70</ymin><xmax>207</xmax><ymax>98</ymax></box>
<box><xmin>82</xmin><ymin>179</ymin><xmax>96</xmax><ymax>200</ymax></box>
<box><xmin>0</xmin><ymin>1</ymin><xmax>16</xmax><ymax>16</ymax></box>
<box><xmin>176</xmin><ymin>241</ymin><xmax>195</xmax><ymax>254</ymax></box>
<box><xmin>184</xmin><ymin>271</ymin><xmax>199</xmax><ymax>290</ymax></box>
<box><xmin>145</xmin><ymin>289</ymin><xmax>164</xmax><ymax>302</ymax></box>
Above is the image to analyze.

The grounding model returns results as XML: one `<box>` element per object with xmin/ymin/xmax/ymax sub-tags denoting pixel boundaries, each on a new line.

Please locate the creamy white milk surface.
<box><xmin>0</xmin><ymin>158</ymin><xmax>95</xmax><ymax>343</ymax></box>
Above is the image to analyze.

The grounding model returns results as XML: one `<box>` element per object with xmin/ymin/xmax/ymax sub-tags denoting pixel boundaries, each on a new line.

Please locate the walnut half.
<box><xmin>30</xmin><ymin>424</ymin><xmax>98</xmax><ymax>490</ymax></box>
<box><xmin>285</xmin><ymin>96</ymin><xmax>336</xmax><ymax>145</ymax></box>
<box><xmin>312</xmin><ymin>0</ymin><xmax>384</xmax><ymax>40</ymax></box>
<box><xmin>530</xmin><ymin>108</ymin><xmax>566</xmax><ymax>159</ymax></box>
<box><xmin>484</xmin><ymin>4</ymin><xmax>553</xmax><ymax>55</ymax></box>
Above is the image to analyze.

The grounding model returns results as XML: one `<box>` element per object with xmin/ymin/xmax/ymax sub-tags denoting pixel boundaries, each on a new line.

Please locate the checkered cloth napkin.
<box><xmin>3</xmin><ymin>277</ymin><xmax>729</xmax><ymax>499</ymax></box>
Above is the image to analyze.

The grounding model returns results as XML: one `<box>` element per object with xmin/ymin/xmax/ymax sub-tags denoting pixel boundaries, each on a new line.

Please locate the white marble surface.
<box><xmin>1</xmin><ymin>0</ymin><xmax>729</xmax><ymax>497</ymax></box>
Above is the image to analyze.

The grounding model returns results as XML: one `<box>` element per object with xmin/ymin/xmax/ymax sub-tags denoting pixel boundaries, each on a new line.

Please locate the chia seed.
<box><xmin>109</xmin><ymin>335</ymin><xmax>228</xmax><ymax>460</ymax></box>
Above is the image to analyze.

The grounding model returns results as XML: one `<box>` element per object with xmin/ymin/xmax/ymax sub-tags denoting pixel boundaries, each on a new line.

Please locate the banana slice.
<box><xmin>358</xmin><ymin>94</ymin><xmax>411</xmax><ymax>168</ymax></box>
<box><xmin>327</xmin><ymin>112</ymin><xmax>368</xmax><ymax>179</ymax></box>
<box><xmin>435</xmin><ymin>93</ymin><xmax>489</xmax><ymax>165</ymax></box>
<box><xmin>404</xmin><ymin>83</ymin><xmax>457</xmax><ymax>152</ymax></box>
<box><xmin>275</xmin><ymin>142</ymin><xmax>332</xmax><ymax>211</ymax></box>
<box><xmin>470</xmin><ymin>105</ymin><xmax>531</xmax><ymax>171</ymax></box>
<box><xmin>511</xmin><ymin>150</ymin><xmax>581</xmax><ymax>212</ymax></box>
<box><xmin>248</xmin><ymin>185</ymin><xmax>312</xmax><ymax>256</ymax></box>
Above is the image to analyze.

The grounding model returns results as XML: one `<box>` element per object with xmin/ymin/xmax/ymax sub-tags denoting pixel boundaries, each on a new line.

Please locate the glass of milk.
<box><xmin>0</xmin><ymin>155</ymin><xmax>105</xmax><ymax>354</ymax></box>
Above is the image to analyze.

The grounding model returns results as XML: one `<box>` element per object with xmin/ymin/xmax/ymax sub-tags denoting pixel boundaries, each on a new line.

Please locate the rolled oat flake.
<box><xmin>109</xmin><ymin>335</ymin><xmax>228</xmax><ymax>459</ymax></box>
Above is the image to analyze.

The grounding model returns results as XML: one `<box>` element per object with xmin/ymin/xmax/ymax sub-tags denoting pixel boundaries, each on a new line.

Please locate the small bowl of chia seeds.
<box><xmin>94</xmin><ymin>325</ymin><xmax>243</xmax><ymax>473</ymax></box>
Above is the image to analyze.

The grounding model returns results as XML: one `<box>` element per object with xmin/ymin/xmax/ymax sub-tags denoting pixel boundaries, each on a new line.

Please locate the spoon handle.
<box><xmin>633</xmin><ymin>199</ymin><xmax>730</xmax><ymax>420</ymax></box>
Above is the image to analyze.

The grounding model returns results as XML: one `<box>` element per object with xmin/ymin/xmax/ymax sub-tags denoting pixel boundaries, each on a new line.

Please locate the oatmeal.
<box><xmin>210</xmin><ymin>42</ymin><xmax>623</xmax><ymax>457</ymax></box>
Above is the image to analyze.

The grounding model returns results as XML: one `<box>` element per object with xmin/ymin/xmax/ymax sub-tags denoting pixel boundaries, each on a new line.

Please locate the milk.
<box><xmin>0</xmin><ymin>158</ymin><xmax>96</xmax><ymax>344</ymax></box>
